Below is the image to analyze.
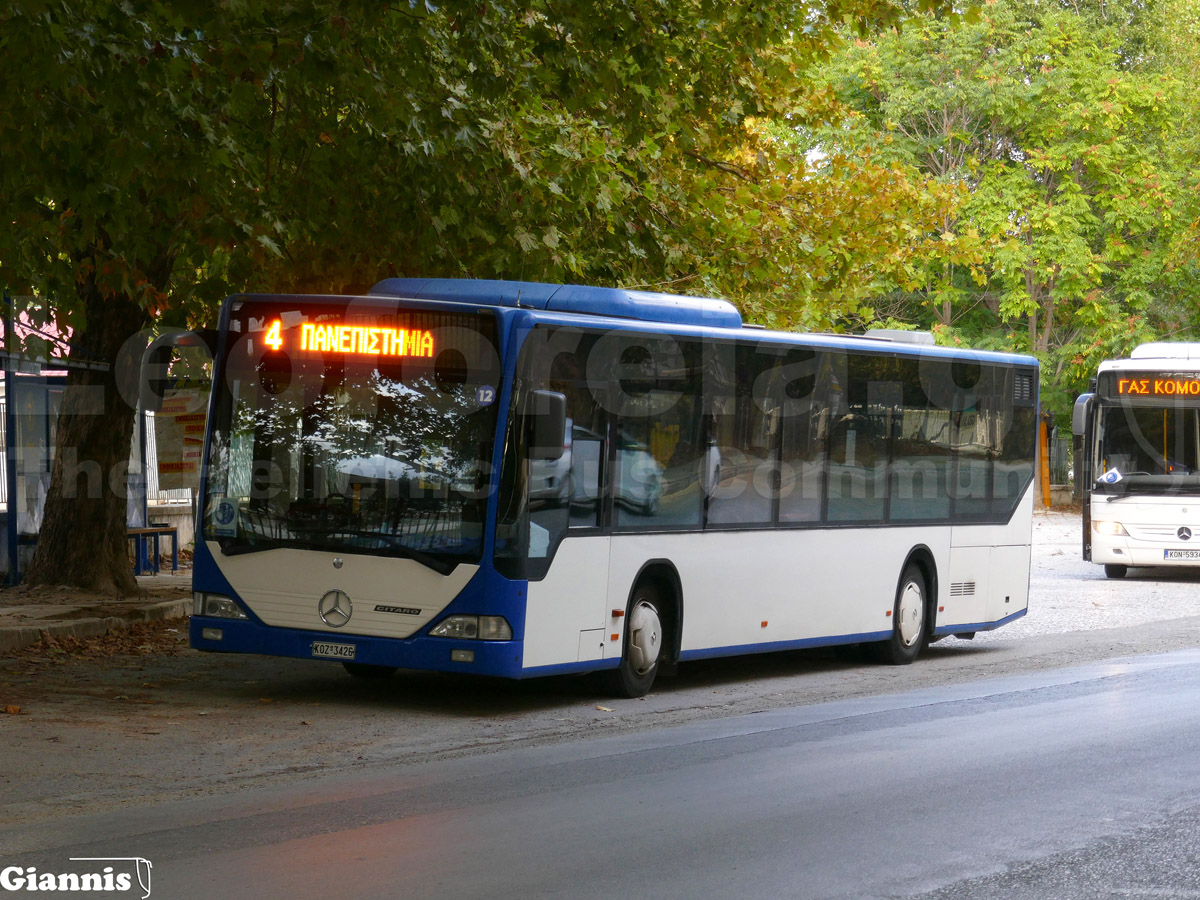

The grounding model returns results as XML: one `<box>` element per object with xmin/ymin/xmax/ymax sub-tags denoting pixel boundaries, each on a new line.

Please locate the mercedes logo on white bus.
<box><xmin>1180</xmin><ymin>527</ymin><xmax>1193</xmax><ymax>542</ymax></box>
<box><xmin>318</xmin><ymin>590</ymin><xmax>353</xmax><ymax>627</ymax></box>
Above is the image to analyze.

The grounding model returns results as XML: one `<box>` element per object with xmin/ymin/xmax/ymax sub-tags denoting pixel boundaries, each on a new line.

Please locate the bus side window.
<box><xmin>612</xmin><ymin>336</ymin><xmax>704</xmax><ymax>530</ymax></box>
<box><xmin>992</xmin><ymin>367</ymin><xmax>1037</xmax><ymax>516</ymax></box>
<box><xmin>777</xmin><ymin>347</ymin><xmax>823</xmax><ymax>525</ymax></box>
<box><xmin>547</xmin><ymin>340</ymin><xmax>607</xmax><ymax>530</ymax></box>
<box><xmin>826</xmin><ymin>352</ymin><xmax>887</xmax><ymax>524</ymax></box>
<box><xmin>953</xmin><ymin>366</ymin><xmax>995</xmax><ymax>520</ymax></box>
<box><xmin>889</xmin><ymin>356</ymin><xmax>952</xmax><ymax>521</ymax></box>
<box><xmin>708</xmin><ymin>342</ymin><xmax>777</xmax><ymax>527</ymax></box>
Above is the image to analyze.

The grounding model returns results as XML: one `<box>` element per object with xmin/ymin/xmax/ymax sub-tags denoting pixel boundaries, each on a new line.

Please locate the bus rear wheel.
<box><xmin>873</xmin><ymin>563</ymin><xmax>928</xmax><ymax>665</ymax></box>
<box><xmin>343</xmin><ymin>662</ymin><xmax>398</xmax><ymax>679</ymax></box>
<box><xmin>605</xmin><ymin>584</ymin><xmax>664</xmax><ymax>698</ymax></box>
<box><xmin>1104</xmin><ymin>564</ymin><xmax>1128</xmax><ymax>579</ymax></box>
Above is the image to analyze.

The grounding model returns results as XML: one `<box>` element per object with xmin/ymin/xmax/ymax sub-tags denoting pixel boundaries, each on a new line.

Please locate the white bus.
<box><xmin>172</xmin><ymin>279</ymin><xmax>1039</xmax><ymax>696</ymax></box>
<box><xmin>1073</xmin><ymin>342</ymin><xmax>1200</xmax><ymax>578</ymax></box>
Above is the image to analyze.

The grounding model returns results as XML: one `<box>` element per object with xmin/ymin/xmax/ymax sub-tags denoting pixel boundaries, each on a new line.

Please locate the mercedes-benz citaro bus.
<box><xmin>152</xmin><ymin>279</ymin><xmax>1039</xmax><ymax>697</ymax></box>
<box><xmin>1073</xmin><ymin>342</ymin><xmax>1200</xmax><ymax>579</ymax></box>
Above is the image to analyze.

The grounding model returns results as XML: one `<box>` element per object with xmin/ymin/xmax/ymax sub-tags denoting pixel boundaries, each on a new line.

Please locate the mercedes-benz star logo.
<box><xmin>1179</xmin><ymin>527</ymin><xmax>1193</xmax><ymax>541</ymax></box>
<box><xmin>318</xmin><ymin>590</ymin><xmax>353</xmax><ymax>627</ymax></box>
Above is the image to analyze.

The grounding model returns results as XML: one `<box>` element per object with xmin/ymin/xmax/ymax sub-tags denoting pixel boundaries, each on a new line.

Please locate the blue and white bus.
<box><xmin>177</xmin><ymin>279</ymin><xmax>1038</xmax><ymax>696</ymax></box>
<box><xmin>1073</xmin><ymin>343</ymin><xmax>1200</xmax><ymax>578</ymax></box>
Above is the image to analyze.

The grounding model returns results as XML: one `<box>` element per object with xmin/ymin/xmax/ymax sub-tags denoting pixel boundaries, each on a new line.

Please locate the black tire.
<box><xmin>1104</xmin><ymin>564</ymin><xmax>1128</xmax><ymax>579</ymax></box>
<box><xmin>605</xmin><ymin>583</ymin><xmax>665</xmax><ymax>698</ymax></box>
<box><xmin>872</xmin><ymin>563</ymin><xmax>928</xmax><ymax>665</ymax></box>
<box><xmin>342</xmin><ymin>662</ymin><xmax>398</xmax><ymax>679</ymax></box>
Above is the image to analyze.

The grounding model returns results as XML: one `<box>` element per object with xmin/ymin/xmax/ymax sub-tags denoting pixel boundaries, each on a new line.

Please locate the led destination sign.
<box><xmin>1114</xmin><ymin>377</ymin><xmax>1200</xmax><ymax>397</ymax></box>
<box><xmin>264</xmin><ymin>319</ymin><xmax>435</xmax><ymax>359</ymax></box>
<box><xmin>1096</xmin><ymin>370</ymin><xmax>1200</xmax><ymax>404</ymax></box>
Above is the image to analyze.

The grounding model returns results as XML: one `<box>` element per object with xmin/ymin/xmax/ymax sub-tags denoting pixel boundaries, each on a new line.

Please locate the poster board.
<box><xmin>155</xmin><ymin>387</ymin><xmax>207</xmax><ymax>491</ymax></box>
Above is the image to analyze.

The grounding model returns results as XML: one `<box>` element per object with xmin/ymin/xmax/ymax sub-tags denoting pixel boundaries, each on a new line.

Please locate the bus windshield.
<box><xmin>1097</xmin><ymin>403</ymin><xmax>1200</xmax><ymax>491</ymax></box>
<box><xmin>202</xmin><ymin>304</ymin><xmax>501</xmax><ymax>568</ymax></box>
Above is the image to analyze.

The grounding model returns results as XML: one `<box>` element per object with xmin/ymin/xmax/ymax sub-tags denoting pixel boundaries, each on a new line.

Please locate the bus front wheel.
<box><xmin>873</xmin><ymin>563</ymin><xmax>928</xmax><ymax>665</ymax></box>
<box><xmin>605</xmin><ymin>584</ymin><xmax>664</xmax><ymax>698</ymax></box>
<box><xmin>1104</xmin><ymin>564</ymin><xmax>1128</xmax><ymax>579</ymax></box>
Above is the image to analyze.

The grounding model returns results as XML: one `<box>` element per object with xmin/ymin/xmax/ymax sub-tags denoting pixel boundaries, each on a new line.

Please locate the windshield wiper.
<box><xmin>333</xmin><ymin>530</ymin><xmax>461</xmax><ymax>575</ymax></box>
<box><xmin>218</xmin><ymin>534</ymin><xmax>459</xmax><ymax>575</ymax></box>
<box><xmin>1100</xmin><ymin>475</ymin><xmax>1200</xmax><ymax>499</ymax></box>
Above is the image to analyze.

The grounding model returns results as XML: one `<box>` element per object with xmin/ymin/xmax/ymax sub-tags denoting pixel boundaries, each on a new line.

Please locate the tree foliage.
<box><xmin>799</xmin><ymin>0</ymin><xmax>1200</xmax><ymax>420</ymax></box>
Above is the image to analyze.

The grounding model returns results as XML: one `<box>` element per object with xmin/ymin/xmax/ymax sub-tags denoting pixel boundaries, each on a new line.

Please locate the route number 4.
<box><xmin>265</xmin><ymin>319</ymin><xmax>283</xmax><ymax>351</ymax></box>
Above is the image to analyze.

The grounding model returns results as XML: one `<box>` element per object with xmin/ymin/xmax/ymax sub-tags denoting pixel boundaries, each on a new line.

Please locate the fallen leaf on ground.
<box><xmin>595</xmin><ymin>705</ymin><xmax>614</xmax><ymax>712</ymax></box>
<box><xmin>10</xmin><ymin>620</ymin><xmax>190</xmax><ymax>661</ymax></box>
<box><xmin>3</xmin><ymin>705</ymin><xmax>22</xmax><ymax>715</ymax></box>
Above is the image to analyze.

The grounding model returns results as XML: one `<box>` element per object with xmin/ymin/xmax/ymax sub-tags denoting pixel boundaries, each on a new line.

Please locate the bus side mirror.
<box><xmin>524</xmin><ymin>390</ymin><xmax>567</xmax><ymax>461</ymax></box>
<box><xmin>141</xmin><ymin>330</ymin><xmax>217</xmax><ymax>412</ymax></box>
<box><xmin>1071</xmin><ymin>393</ymin><xmax>1095</xmax><ymax>501</ymax></box>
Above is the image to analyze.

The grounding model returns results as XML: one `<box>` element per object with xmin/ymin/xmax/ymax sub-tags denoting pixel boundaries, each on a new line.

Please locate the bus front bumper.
<box><xmin>1091</xmin><ymin>534</ymin><xmax>1200</xmax><ymax>567</ymax></box>
<box><xmin>190</xmin><ymin>615</ymin><xmax>526</xmax><ymax>678</ymax></box>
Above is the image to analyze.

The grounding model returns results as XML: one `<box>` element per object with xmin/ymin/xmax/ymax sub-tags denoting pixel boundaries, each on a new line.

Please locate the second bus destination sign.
<box><xmin>1101</xmin><ymin>373</ymin><xmax>1200</xmax><ymax>398</ymax></box>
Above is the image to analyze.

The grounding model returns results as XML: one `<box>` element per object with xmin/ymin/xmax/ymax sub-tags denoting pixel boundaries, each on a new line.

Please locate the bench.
<box><xmin>128</xmin><ymin>525</ymin><xmax>179</xmax><ymax>575</ymax></box>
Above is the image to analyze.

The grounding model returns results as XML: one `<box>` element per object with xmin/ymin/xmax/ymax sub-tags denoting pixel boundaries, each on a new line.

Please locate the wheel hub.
<box><xmin>627</xmin><ymin>600</ymin><xmax>662</xmax><ymax>675</ymax></box>
<box><xmin>898</xmin><ymin>581</ymin><xmax>924</xmax><ymax>648</ymax></box>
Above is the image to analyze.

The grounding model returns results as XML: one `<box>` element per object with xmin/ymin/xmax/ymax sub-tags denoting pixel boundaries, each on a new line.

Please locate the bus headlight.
<box><xmin>1093</xmin><ymin>521</ymin><xmax>1129</xmax><ymax>536</ymax></box>
<box><xmin>430</xmin><ymin>615</ymin><xmax>513</xmax><ymax>641</ymax></box>
<box><xmin>194</xmin><ymin>592</ymin><xmax>249</xmax><ymax>619</ymax></box>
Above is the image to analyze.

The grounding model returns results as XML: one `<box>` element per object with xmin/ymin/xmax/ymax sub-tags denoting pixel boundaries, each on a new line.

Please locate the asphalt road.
<box><xmin>9</xmin><ymin>649</ymin><xmax>1200</xmax><ymax>899</ymax></box>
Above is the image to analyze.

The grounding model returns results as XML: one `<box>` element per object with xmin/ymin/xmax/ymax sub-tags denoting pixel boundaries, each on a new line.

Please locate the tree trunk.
<box><xmin>24</xmin><ymin>276</ymin><xmax>152</xmax><ymax>595</ymax></box>
<box><xmin>1038</xmin><ymin>295</ymin><xmax>1055</xmax><ymax>354</ymax></box>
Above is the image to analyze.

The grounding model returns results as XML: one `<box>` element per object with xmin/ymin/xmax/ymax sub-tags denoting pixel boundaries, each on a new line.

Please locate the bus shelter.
<box><xmin>0</xmin><ymin>289</ymin><xmax>153</xmax><ymax>584</ymax></box>
<box><xmin>0</xmin><ymin>369</ymin><xmax>151</xmax><ymax>584</ymax></box>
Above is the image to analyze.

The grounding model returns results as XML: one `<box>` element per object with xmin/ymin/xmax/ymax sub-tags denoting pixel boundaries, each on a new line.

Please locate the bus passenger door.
<box><xmin>520</xmin><ymin>335</ymin><xmax>615</xmax><ymax>670</ymax></box>
<box><xmin>565</xmin><ymin>422</ymin><xmax>611</xmax><ymax>663</ymax></box>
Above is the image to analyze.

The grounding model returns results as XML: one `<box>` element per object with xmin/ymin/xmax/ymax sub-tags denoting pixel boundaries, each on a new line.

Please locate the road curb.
<box><xmin>0</xmin><ymin>598</ymin><xmax>191</xmax><ymax>654</ymax></box>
